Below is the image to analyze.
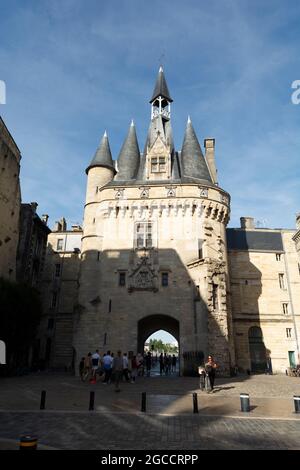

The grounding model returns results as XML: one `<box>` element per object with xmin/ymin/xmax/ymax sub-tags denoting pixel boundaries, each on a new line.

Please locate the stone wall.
<box><xmin>16</xmin><ymin>203</ymin><xmax>50</xmax><ymax>285</ymax></box>
<box><xmin>39</xmin><ymin>230</ymin><xmax>82</xmax><ymax>369</ymax></box>
<box><xmin>0</xmin><ymin>117</ymin><xmax>21</xmax><ymax>281</ymax></box>
<box><xmin>229</xmin><ymin>229</ymin><xmax>300</xmax><ymax>373</ymax></box>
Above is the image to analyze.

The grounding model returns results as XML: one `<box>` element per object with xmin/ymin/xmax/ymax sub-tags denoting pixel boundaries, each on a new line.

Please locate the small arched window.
<box><xmin>248</xmin><ymin>326</ymin><xmax>263</xmax><ymax>338</ymax></box>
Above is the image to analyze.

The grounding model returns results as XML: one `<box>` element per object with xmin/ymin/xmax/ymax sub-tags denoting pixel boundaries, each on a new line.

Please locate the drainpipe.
<box><xmin>52</xmin><ymin>233</ymin><xmax>67</xmax><ymax>369</ymax></box>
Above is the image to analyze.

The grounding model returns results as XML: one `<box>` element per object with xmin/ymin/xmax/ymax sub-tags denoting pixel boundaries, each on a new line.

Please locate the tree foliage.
<box><xmin>0</xmin><ymin>277</ymin><xmax>42</xmax><ymax>371</ymax></box>
<box><xmin>148</xmin><ymin>338</ymin><xmax>178</xmax><ymax>354</ymax></box>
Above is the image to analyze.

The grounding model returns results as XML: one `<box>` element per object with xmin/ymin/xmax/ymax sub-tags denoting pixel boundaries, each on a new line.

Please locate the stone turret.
<box><xmin>83</xmin><ymin>131</ymin><xmax>116</xmax><ymax>252</ymax></box>
<box><xmin>85</xmin><ymin>131</ymin><xmax>116</xmax><ymax>204</ymax></box>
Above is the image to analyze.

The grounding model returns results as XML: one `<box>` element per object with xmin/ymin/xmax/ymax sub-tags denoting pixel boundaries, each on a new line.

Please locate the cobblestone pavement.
<box><xmin>0</xmin><ymin>411</ymin><xmax>300</xmax><ymax>450</ymax></box>
<box><xmin>1</xmin><ymin>373</ymin><xmax>300</xmax><ymax>450</ymax></box>
<box><xmin>0</xmin><ymin>372</ymin><xmax>300</xmax><ymax>413</ymax></box>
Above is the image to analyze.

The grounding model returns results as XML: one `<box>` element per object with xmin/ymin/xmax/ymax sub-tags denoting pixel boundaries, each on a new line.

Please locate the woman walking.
<box><xmin>204</xmin><ymin>355</ymin><xmax>218</xmax><ymax>392</ymax></box>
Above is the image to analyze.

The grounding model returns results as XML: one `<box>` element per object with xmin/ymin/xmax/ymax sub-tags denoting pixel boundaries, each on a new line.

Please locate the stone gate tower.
<box><xmin>73</xmin><ymin>67</ymin><xmax>235</xmax><ymax>374</ymax></box>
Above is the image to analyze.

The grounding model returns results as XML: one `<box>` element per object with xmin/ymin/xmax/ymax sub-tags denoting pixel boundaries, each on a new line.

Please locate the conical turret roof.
<box><xmin>115</xmin><ymin>121</ymin><xmax>140</xmax><ymax>181</ymax></box>
<box><xmin>150</xmin><ymin>66</ymin><xmax>173</xmax><ymax>103</ymax></box>
<box><xmin>86</xmin><ymin>131</ymin><xmax>115</xmax><ymax>174</ymax></box>
<box><xmin>181</xmin><ymin>118</ymin><xmax>212</xmax><ymax>183</ymax></box>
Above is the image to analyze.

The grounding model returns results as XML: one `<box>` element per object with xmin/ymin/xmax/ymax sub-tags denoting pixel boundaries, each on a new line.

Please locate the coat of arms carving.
<box><xmin>128</xmin><ymin>256</ymin><xmax>158</xmax><ymax>292</ymax></box>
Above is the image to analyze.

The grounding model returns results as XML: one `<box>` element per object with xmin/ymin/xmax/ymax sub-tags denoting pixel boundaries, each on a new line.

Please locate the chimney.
<box><xmin>240</xmin><ymin>217</ymin><xmax>255</xmax><ymax>230</ymax></box>
<box><xmin>41</xmin><ymin>214</ymin><xmax>49</xmax><ymax>225</ymax></box>
<box><xmin>54</xmin><ymin>221</ymin><xmax>62</xmax><ymax>232</ymax></box>
<box><xmin>59</xmin><ymin>217</ymin><xmax>67</xmax><ymax>231</ymax></box>
<box><xmin>30</xmin><ymin>202</ymin><xmax>38</xmax><ymax>213</ymax></box>
<box><xmin>204</xmin><ymin>138</ymin><xmax>218</xmax><ymax>185</ymax></box>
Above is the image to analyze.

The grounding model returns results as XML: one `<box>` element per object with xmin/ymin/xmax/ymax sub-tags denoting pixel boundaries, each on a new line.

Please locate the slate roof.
<box><xmin>226</xmin><ymin>229</ymin><xmax>284</xmax><ymax>252</ymax></box>
<box><xmin>150</xmin><ymin>66</ymin><xmax>173</xmax><ymax>103</ymax></box>
<box><xmin>181</xmin><ymin>118</ymin><xmax>213</xmax><ymax>183</ymax></box>
<box><xmin>114</xmin><ymin>121</ymin><xmax>140</xmax><ymax>181</ymax></box>
<box><xmin>94</xmin><ymin>69</ymin><xmax>218</xmax><ymax>188</ymax></box>
<box><xmin>86</xmin><ymin>132</ymin><xmax>116</xmax><ymax>174</ymax></box>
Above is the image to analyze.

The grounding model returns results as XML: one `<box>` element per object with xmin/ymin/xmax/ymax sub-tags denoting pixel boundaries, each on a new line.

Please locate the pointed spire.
<box><xmin>115</xmin><ymin>121</ymin><xmax>140</xmax><ymax>181</ymax></box>
<box><xmin>181</xmin><ymin>119</ymin><xmax>212</xmax><ymax>183</ymax></box>
<box><xmin>150</xmin><ymin>66</ymin><xmax>173</xmax><ymax>103</ymax></box>
<box><xmin>86</xmin><ymin>131</ymin><xmax>115</xmax><ymax>174</ymax></box>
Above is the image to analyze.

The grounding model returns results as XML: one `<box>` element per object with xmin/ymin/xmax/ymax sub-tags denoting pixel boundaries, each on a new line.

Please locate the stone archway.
<box><xmin>137</xmin><ymin>314</ymin><xmax>179</xmax><ymax>355</ymax></box>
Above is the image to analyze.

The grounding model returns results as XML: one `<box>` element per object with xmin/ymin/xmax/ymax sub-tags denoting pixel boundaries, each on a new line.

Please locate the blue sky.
<box><xmin>0</xmin><ymin>0</ymin><xmax>299</xmax><ymax>229</ymax></box>
<box><xmin>148</xmin><ymin>330</ymin><xmax>177</xmax><ymax>347</ymax></box>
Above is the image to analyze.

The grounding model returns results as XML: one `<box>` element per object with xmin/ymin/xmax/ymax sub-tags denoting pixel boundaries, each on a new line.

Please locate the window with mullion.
<box><xmin>151</xmin><ymin>156</ymin><xmax>166</xmax><ymax>173</ymax></box>
<box><xmin>135</xmin><ymin>222</ymin><xmax>153</xmax><ymax>248</ymax></box>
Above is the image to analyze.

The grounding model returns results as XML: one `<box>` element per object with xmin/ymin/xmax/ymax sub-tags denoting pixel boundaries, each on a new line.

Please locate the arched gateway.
<box><xmin>137</xmin><ymin>314</ymin><xmax>179</xmax><ymax>354</ymax></box>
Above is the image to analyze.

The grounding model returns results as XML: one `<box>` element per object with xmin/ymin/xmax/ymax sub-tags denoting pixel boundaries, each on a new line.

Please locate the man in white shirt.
<box><xmin>91</xmin><ymin>349</ymin><xmax>100</xmax><ymax>379</ymax></box>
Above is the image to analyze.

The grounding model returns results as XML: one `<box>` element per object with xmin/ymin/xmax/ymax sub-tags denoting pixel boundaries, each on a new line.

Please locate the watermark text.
<box><xmin>291</xmin><ymin>80</ymin><xmax>300</xmax><ymax>104</ymax></box>
<box><xmin>0</xmin><ymin>80</ymin><xmax>6</xmax><ymax>104</ymax></box>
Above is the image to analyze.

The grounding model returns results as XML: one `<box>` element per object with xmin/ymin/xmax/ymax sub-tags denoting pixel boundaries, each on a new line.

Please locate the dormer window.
<box><xmin>151</xmin><ymin>157</ymin><xmax>166</xmax><ymax>173</ymax></box>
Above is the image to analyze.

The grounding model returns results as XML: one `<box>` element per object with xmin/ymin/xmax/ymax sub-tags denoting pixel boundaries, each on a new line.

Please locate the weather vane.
<box><xmin>159</xmin><ymin>52</ymin><xmax>165</xmax><ymax>67</ymax></box>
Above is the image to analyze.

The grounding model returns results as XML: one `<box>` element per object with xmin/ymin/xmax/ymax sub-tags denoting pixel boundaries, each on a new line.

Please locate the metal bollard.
<box><xmin>40</xmin><ymin>390</ymin><xmax>46</xmax><ymax>410</ymax></box>
<box><xmin>141</xmin><ymin>392</ymin><xmax>146</xmax><ymax>412</ymax></box>
<box><xmin>293</xmin><ymin>395</ymin><xmax>300</xmax><ymax>413</ymax></box>
<box><xmin>193</xmin><ymin>393</ymin><xmax>198</xmax><ymax>414</ymax></box>
<box><xmin>240</xmin><ymin>393</ymin><xmax>250</xmax><ymax>412</ymax></box>
<box><xmin>19</xmin><ymin>435</ymin><xmax>38</xmax><ymax>451</ymax></box>
<box><xmin>89</xmin><ymin>391</ymin><xmax>95</xmax><ymax>411</ymax></box>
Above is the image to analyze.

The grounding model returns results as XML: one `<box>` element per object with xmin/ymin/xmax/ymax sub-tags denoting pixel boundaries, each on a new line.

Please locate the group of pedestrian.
<box><xmin>159</xmin><ymin>353</ymin><xmax>177</xmax><ymax>375</ymax></box>
<box><xmin>80</xmin><ymin>350</ymin><xmax>218</xmax><ymax>393</ymax></box>
<box><xmin>79</xmin><ymin>350</ymin><xmax>147</xmax><ymax>391</ymax></box>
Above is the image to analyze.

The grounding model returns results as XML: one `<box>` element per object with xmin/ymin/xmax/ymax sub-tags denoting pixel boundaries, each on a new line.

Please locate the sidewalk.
<box><xmin>0</xmin><ymin>372</ymin><xmax>299</xmax><ymax>419</ymax></box>
<box><xmin>146</xmin><ymin>393</ymin><xmax>300</xmax><ymax>420</ymax></box>
<box><xmin>1</xmin><ymin>373</ymin><xmax>300</xmax><ymax>450</ymax></box>
<box><xmin>0</xmin><ymin>411</ymin><xmax>299</xmax><ymax>450</ymax></box>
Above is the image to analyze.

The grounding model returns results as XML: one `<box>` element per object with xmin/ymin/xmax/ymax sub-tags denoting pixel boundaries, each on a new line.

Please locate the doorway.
<box><xmin>248</xmin><ymin>326</ymin><xmax>267</xmax><ymax>372</ymax></box>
